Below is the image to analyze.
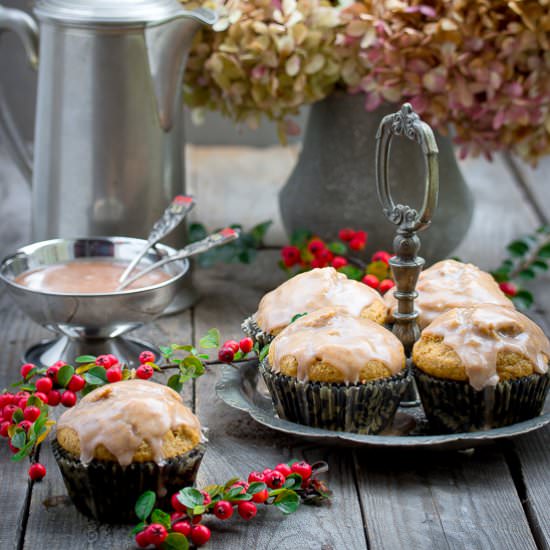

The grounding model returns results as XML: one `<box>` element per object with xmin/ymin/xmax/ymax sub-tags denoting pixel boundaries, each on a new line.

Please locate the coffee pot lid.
<box><xmin>34</xmin><ymin>0</ymin><xmax>187</xmax><ymax>25</ymax></box>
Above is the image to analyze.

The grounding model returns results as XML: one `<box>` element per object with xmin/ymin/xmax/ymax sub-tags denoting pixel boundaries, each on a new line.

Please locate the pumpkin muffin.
<box><xmin>385</xmin><ymin>259</ymin><xmax>513</xmax><ymax>329</ymax></box>
<box><xmin>412</xmin><ymin>304</ymin><xmax>550</xmax><ymax>433</ymax></box>
<box><xmin>53</xmin><ymin>380</ymin><xmax>205</xmax><ymax>523</ymax></box>
<box><xmin>260</xmin><ymin>307</ymin><xmax>409</xmax><ymax>434</ymax></box>
<box><xmin>242</xmin><ymin>267</ymin><xmax>387</xmax><ymax>346</ymax></box>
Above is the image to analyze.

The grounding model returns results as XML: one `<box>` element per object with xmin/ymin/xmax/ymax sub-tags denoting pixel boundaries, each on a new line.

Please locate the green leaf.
<box><xmin>87</xmin><ymin>367</ymin><xmax>108</xmax><ymax>381</ymax></box>
<box><xmin>327</xmin><ymin>241</ymin><xmax>347</xmax><ymax>255</ymax></box>
<box><xmin>283</xmin><ymin>473</ymin><xmax>302</xmax><ymax>489</ymax></box>
<box><xmin>135</xmin><ymin>491</ymin><xmax>156</xmax><ymax>521</ymax></box>
<box><xmin>131</xmin><ymin>522</ymin><xmax>147</xmax><ymax>536</ymax></box>
<box><xmin>519</xmin><ymin>268</ymin><xmax>536</xmax><ymax>280</ymax></box>
<box><xmin>188</xmin><ymin>222</ymin><xmax>208</xmax><ymax>243</ymax></box>
<box><xmin>161</xmin><ymin>533</ymin><xmax>189</xmax><ymax>550</ymax></box>
<box><xmin>177</xmin><ymin>487</ymin><xmax>204</xmax><ymax>509</ymax></box>
<box><xmin>250</xmin><ymin>220</ymin><xmax>272</xmax><ymax>246</ymax></box>
<box><xmin>160</xmin><ymin>345</ymin><xmax>173</xmax><ymax>358</ymax></box>
<box><xmin>151</xmin><ymin>509</ymin><xmax>171</xmax><ymax>530</ymax></box>
<box><xmin>225</xmin><ymin>493</ymin><xmax>252</xmax><ymax>501</ymax></box>
<box><xmin>337</xmin><ymin>265</ymin><xmax>364</xmax><ymax>281</ymax></box>
<box><xmin>75</xmin><ymin>355</ymin><xmax>96</xmax><ymax>364</ymax></box>
<box><xmin>199</xmin><ymin>328</ymin><xmax>220</xmax><ymax>349</ymax></box>
<box><xmin>538</xmin><ymin>244</ymin><xmax>550</xmax><ymax>258</ymax></box>
<box><xmin>512</xmin><ymin>290</ymin><xmax>534</xmax><ymax>310</ymax></box>
<box><xmin>290</xmin><ymin>229</ymin><xmax>312</xmax><ymax>249</ymax></box>
<box><xmin>507</xmin><ymin>240</ymin><xmax>530</xmax><ymax>257</ymax></box>
<box><xmin>167</xmin><ymin>374</ymin><xmax>183</xmax><ymax>393</ymax></box>
<box><xmin>491</xmin><ymin>268</ymin><xmax>511</xmax><ymax>283</ymax></box>
<box><xmin>247</xmin><ymin>482</ymin><xmax>267</xmax><ymax>495</ymax></box>
<box><xmin>223</xmin><ymin>477</ymin><xmax>240</xmax><ymax>490</ymax></box>
<box><xmin>290</xmin><ymin>313</ymin><xmax>307</xmax><ymax>323</ymax></box>
<box><xmin>183</xmin><ymin>356</ymin><xmax>203</xmax><ymax>370</ymax></box>
<box><xmin>11</xmin><ymin>429</ymin><xmax>27</xmax><ymax>450</ymax></box>
<box><xmin>532</xmin><ymin>259</ymin><xmax>548</xmax><ymax>272</ymax></box>
<box><xmin>11</xmin><ymin>440</ymin><xmax>34</xmax><ymax>462</ymax></box>
<box><xmin>56</xmin><ymin>365</ymin><xmax>75</xmax><ymax>388</ymax></box>
<box><xmin>24</xmin><ymin>367</ymin><xmax>44</xmax><ymax>381</ymax></box>
<box><xmin>12</xmin><ymin>408</ymin><xmax>24</xmax><ymax>424</ymax></box>
<box><xmin>259</xmin><ymin>344</ymin><xmax>270</xmax><ymax>362</ymax></box>
<box><xmin>84</xmin><ymin>373</ymin><xmax>106</xmax><ymax>386</ymax></box>
<box><xmin>32</xmin><ymin>413</ymin><xmax>48</xmax><ymax>436</ymax></box>
<box><xmin>192</xmin><ymin>505</ymin><xmax>206</xmax><ymax>515</ymax></box>
<box><xmin>172</xmin><ymin>345</ymin><xmax>195</xmax><ymax>352</ymax></box>
<box><xmin>273</xmin><ymin>489</ymin><xmax>300</xmax><ymax>514</ymax></box>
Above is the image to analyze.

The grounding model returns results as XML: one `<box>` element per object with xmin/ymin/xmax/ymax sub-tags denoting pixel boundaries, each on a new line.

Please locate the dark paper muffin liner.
<box><xmin>52</xmin><ymin>440</ymin><xmax>206</xmax><ymax>524</ymax></box>
<box><xmin>413</xmin><ymin>366</ymin><xmax>550</xmax><ymax>433</ymax></box>
<box><xmin>241</xmin><ymin>314</ymin><xmax>273</xmax><ymax>348</ymax></box>
<box><xmin>260</xmin><ymin>359</ymin><xmax>410</xmax><ymax>434</ymax></box>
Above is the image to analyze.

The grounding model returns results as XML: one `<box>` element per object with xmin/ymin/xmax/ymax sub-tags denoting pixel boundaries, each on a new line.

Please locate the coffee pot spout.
<box><xmin>145</xmin><ymin>7</ymin><xmax>216</xmax><ymax>132</ymax></box>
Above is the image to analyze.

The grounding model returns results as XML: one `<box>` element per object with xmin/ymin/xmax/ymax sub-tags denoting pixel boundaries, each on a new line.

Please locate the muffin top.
<box><xmin>412</xmin><ymin>304</ymin><xmax>550</xmax><ymax>390</ymax></box>
<box><xmin>268</xmin><ymin>307</ymin><xmax>405</xmax><ymax>384</ymax></box>
<box><xmin>385</xmin><ymin>259</ymin><xmax>512</xmax><ymax>329</ymax></box>
<box><xmin>256</xmin><ymin>267</ymin><xmax>386</xmax><ymax>334</ymax></box>
<box><xmin>57</xmin><ymin>380</ymin><xmax>201</xmax><ymax>465</ymax></box>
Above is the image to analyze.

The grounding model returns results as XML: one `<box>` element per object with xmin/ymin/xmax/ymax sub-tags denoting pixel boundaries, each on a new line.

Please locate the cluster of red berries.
<box><xmin>134</xmin><ymin>460</ymin><xmax>316</xmax><ymax>549</ymax></box>
<box><xmin>499</xmin><ymin>281</ymin><xmax>518</xmax><ymax>297</ymax></box>
<box><xmin>217</xmin><ymin>337</ymin><xmax>254</xmax><ymax>363</ymax></box>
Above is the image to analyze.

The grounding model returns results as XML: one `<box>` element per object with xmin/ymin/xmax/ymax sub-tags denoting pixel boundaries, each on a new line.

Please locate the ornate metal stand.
<box><xmin>375</xmin><ymin>103</ymin><xmax>439</xmax><ymax>405</ymax></box>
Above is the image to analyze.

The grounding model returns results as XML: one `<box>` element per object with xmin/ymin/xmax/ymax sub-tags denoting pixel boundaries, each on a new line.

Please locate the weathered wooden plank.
<box><xmin>193</xmin><ymin>255</ymin><xmax>369</xmax><ymax>550</ymax></box>
<box><xmin>21</xmin><ymin>311</ymin><xmax>193</xmax><ymax>550</ymax></box>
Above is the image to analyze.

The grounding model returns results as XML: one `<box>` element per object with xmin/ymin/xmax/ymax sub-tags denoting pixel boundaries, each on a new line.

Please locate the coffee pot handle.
<box><xmin>0</xmin><ymin>5</ymin><xmax>39</xmax><ymax>184</ymax></box>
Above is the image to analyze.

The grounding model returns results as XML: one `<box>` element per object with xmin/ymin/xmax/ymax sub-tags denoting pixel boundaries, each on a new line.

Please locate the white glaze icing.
<box><xmin>269</xmin><ymin>307</ymin><xmax>405</xmax><ymax>383</ymax></box>
<box><xmin>57</xmin><ymin>380</ymin><xmax>200</xmax><ymax>465</ymax></box>
<box><xmin>385</xmin><ymin>259</ymin><xmax>513</xmax><ymax>329</ymax></box>
<box><xmin>421</xmin><ymin>304</ymin><xmax>550</xmax><ymax>390</ymax></box>
<box><xmin>256</xmin><ymin>267</ymin><xmax>384</xmax><ymax>333</ymax></box>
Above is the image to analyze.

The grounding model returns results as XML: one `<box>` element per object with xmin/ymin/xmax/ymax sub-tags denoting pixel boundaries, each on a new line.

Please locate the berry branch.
<box><xmin>132</xmin><ymin>460</ymin><xmax>331</xmax><ymax>549</ymax></box>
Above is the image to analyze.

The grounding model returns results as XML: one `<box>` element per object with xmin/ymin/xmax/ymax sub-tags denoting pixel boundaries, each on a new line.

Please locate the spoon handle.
<box><xmin>118</xmin><ymin>195</ymin><xmax>195</xmax><ymax>284</ymax></box>
<box><xmin>117</xmin><ymin>227</ymin><xmax>240</xmax><ymax>291</ymax></box>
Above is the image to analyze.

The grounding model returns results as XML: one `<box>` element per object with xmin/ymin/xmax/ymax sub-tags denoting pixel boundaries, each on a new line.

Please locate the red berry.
<box><xmin>200</xmin><ymin>490</ymin><xmax>212</xmax><ymax>506</ymax></box>
<box><xmin>354</xmin><ymin>230</ymin><xmax>367</xmax><ymax>242</ymax></box>
<box><xmin>52</xmin><ymin>360</ymin><xmax>67</xmax><ymax>368</ymax></box>
<box><xmin>252</xmin><ymin>488</ymin><xmax>269</xmax><ymax>503</ymax></box>
<box><xmin>95</xmin><ymin>354</ymin><xmax>116</xmax><ymax>368</ymax></box>
<box><xmin>136</xmin><ymin>365</ymin><xmax>154</xmax><ymax>380</ymax></box>
<box><xmin>18</xmin><ymin>420</ymin><xmax>32</xmax><ymax>433</ymax></box>
<box><xmin>372</xmin><ymin>250</ymin><xmax>392</xmax><ymax>265</ymax></box>
<box><xmin>9</xmin><ymin>441</ymin><xmax>19</xmax><ymax>453</ymax></box>
<box><xmin>239</xmin><ymin>337</ymin><xmax>254</xmax><ymax>354</ymax></box>
<box><xmin>18</xmin><ymin>397</ymin><xmax>29</xmax><ymax>410</ymax></box>
<box><xmin>23</xmin><ymin>406</ymin><xmax>41</xmax><ymax>422</ymax></box>
<box><xmin>170</xmin><ymin>512</ymin><xmax>185</xmax><ymax>523</ymax></box>
<box><xmin>281</xmin><ymin>246</ymin><xmax>301</xmax><ymax>267</ymax></box>
<box><xmin>379</xmin><ymin>279</ymin><xmax>395</xmax><ymax>294</ymax></box>
<box><xmin>213</xmin><ymin>500</ymin><xmax>233</xmax><ymax>520</ymax></box>
<box><xmin>237</xmin><ymin>501</ymin><xmax>257</xmax><ymax>520</ymax></box>
<box><xmin>248</xmin><ymin>471</ymin><xmax>265</xmax><ymax>483</ymax></box>
<box><xmin>47</xmin><ymin>390</ymin><xmax>61</xmax><ymax>407</ymax></box>
<box><xmin>135</xmin><ymin>529</ymin><xmax>150</xmax><ymax>548</ymax></box>
<box><xmin>172</xmin><ymin>521</ymin><xmax>192</xmax><ymax>537</ymax></box>
<box><xmin>28</xmin><ymin>462</ymin><xmax>46</xmax><ymax>481</ymax></box>
<box><xmin>499</xmin><ymin>281</ymin><xmax>518</xmax><ymax>297</ymax></box>
<box><xmin>0</xmin><ymin>393</ymin><xmax>15</xmax><ymax>408</ymax></box>
<box><xmin>311</xmin><ymin>257</ymin><xmax>328</xmax><ymax>269</ymax></box>
<box><xmin>34</xmin><ymin>392</ymin><xmax>49</xmax><ymax>404</ymax></box>
<box><xmin>46</xmin><ymin>366</ymin><xmax>60</xmax><ymax>382</ymax></box>
<box><xmin>67</xmin><ymin>375</ymin><xmax>85</xmax><ymax>392</ymax></box>
<box><xmin>331</xmin><ymin>256</ymin><xmax>348</xmax><ymax>269</ymax></box>
<box><xmin>291</xmin><ymin>460</ymin><xmax>312</xmax><ymax>480</ymax></box>
<box><xmin>223</xmin><ymin>340</ymin><xmax>240</xmax><ymax>354</ymax></box>
<box><xmin>265</xmin><ymin>470</ymin><xmax>286</xmax><ymax>489</ymax></box>
<box><xmin>145</xmin><ymin>524</ymin><xmax>167</xmax><ymax>546</ymax></box>
<box><xmin>350</xmin><ymin>237</ymin><xmax>366</xmax><ymax>251</ymax></box>
<box><xmin>218</xmin><ymin>347</ymin><xmax>234</xmax><ymax>363</ymax></box>
<box><xmin>171</xmin><ymin>493</ymin><xmax>187</xmax><ymax>513</ymax></box>
<box><xmin>307</xmin><ymin>238</ymin><xmax>326</xmax><ymax>255</ymax></box>
<box><xmin>262</xmin><ymin>468</ymin><xmax>272</xmax><ymax>477</ymax></box>
<box><xmin>191</xmin><ymin>525</ymin><xmax>211</xmax><ymax>546</ymax></box>
<box><xmin>231</xmin><ymin>480</ymin><xmax>249</xmax><ymax>493</ymax></box>
<box><xmin>60</xmin><ymin>390</ymin><xmax>77</xmax><ymax>408</ymax></box>
<box><xmin>362</xmin><ymin>274</ymin><xmax>380</xmax><ymax>289</ymax></box>
<box><xmin>16</xmin><ymin>391</ymin><xmax>31</xmax><ymax>400</ymax></box>
<box><xmin>3</xmin><ymin>404</ymin><xmax>18</xmax><ymax>422</ymax></box>
<box><xmin>275</xmin><ymin>463</ymin><xmax>293</xmax><ymax>477</ymax></box>
<box><xmin>0</xmin><ymin>421</ymin><xmax>10</xmax><ymax>437</ymax></box>
<box><xmin>139</xmin><ymin>351</ymin><xmax>155</xmax><ymax>365</ymax></box>
<box><xmin>106</xmin><ymin>366</ymin><xmax>122</xmax><ymax>383</ymax></box>
<box><xmin>35</xmin><ymin>377</ymin><xmax>53</xmax><ymax>394</ymax></box>
<box><xmin>338</xmin><ymin>228</ymin><xmax>355</xmax><ymax>242</ymax></box>
<box><xmin>20</xmin><ymin>363</ymin><xmax>35</xmax><ymax>379</ymax></box>
<box><xmin>191</xmin><ymin>514</ymin><xmax>203</xmax><ymax>525</ymax></box>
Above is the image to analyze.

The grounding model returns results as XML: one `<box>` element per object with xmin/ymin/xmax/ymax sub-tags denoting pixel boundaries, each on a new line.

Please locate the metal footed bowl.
<box><xmin>216</xmin><ymin>360</ymin><xmax>550</xmax><ymax>451</ymax></box>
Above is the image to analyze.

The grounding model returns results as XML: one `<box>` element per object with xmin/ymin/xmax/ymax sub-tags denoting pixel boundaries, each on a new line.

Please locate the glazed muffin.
<box><xmin>412</xmin><ymin>304</ymin><xmax>550</xmax><ymax>433</ymax></box>
<box><xmin>385</xmin><ymin>259</ymin><xmax>513</xmax><ymax>329</ymax></box>
<box><xmin>260</xmin><ymin>307</ymin><xmax>409</xmax><ymax>434</ymax></box>
<box><xmin>243</xmin><ymin>267</ymin><xmax>387</xmax><ymax>346</ymax></box>
<box><xmin>53</xmin><ymin>380</ymin><xmax>205</xmax><ymax>523</ymax></box>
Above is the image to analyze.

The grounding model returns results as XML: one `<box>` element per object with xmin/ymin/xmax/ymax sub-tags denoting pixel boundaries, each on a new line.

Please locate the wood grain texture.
<box><xmin>21</xmin><ymin>311</ymin><xmax>193</xmax><ymax>550</ymax></box>
<box><xmin>193</xmin><ymin>255</ymin><xmax>368</xmax><ymax>550</ymax></box>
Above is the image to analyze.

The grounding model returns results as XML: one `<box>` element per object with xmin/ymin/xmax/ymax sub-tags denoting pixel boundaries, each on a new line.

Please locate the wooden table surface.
<box><xmin>1</xmin><ymin>151</ymin><xmax>549</xmax><ymax>550</ymax></box>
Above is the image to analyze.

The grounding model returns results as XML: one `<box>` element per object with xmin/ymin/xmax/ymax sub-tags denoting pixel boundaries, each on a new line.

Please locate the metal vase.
<box><xmin>279</xmin><ymin>94</ymin><xmax>474</xmax><ymax>261</ymax></box>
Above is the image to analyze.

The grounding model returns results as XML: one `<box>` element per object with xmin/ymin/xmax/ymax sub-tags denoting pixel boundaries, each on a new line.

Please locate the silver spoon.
<box><xmin>116</xmin><ymin>227</ymin><xmax>240</xmax><ymax>291</ymax></box>
<box><xmin>118</xmin><ymin>195</ymin><xmax>196</xmax><ymax>284</ymax></box>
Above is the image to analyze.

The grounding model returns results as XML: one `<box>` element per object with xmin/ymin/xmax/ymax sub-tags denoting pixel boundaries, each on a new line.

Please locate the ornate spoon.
<box><xmin>117</xmin><ymin>227</ymin><xmax>240</xmax><ymax>291</ymax></box>
<box><xmin>118</xmin><ymin>195</ymin><xmax>196</xmax><ymax>284</ymax></box>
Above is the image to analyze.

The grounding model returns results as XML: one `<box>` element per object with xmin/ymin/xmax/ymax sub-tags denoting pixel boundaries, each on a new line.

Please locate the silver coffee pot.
<box><xmin>0</xmin><ymin>0</ymin><xmax>215</xmax><ymax>242</ymax></box>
